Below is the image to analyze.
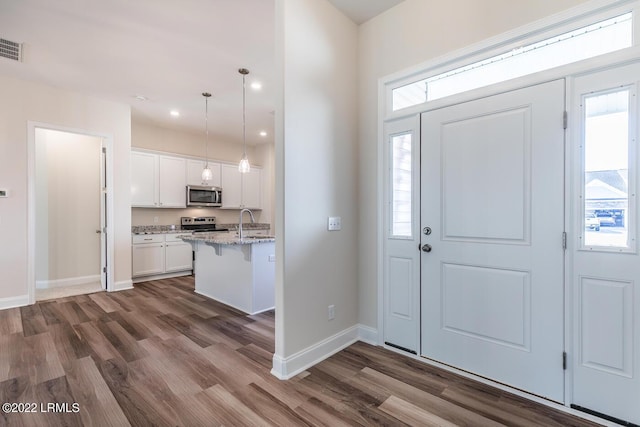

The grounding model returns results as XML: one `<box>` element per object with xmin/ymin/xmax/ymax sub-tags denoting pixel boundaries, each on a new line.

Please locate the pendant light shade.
<box><xmin>202</xmin><ymin>92</ymin><xmax>212</xmax><ymax>182</ymax></box>
<box><xmin>238</xmin><ymin>154</ymin><xmax>250</xmax><ymax>173</ymax></box>
<box><xmin>238</xmin><ymin>68</ymin><xmax>251</xmax><ymax>173</ymax></box>
<box><xmin>201</xmin><ymin>165</ymin><xmax>213</xmax><ymax>181</ymax></box>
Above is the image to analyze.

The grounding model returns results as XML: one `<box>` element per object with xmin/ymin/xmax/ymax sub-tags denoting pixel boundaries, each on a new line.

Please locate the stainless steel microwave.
<box><xmin>186</xmin><ymin>185</ymin><xmax>222</xmax><ymax>207</ymax></box>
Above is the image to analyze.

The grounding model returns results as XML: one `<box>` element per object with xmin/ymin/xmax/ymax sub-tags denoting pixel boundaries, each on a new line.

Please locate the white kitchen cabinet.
<box><xmin>131</xmin><ymin>151</ymin><xmax>158</xmax><ymax>207</ymax></box>
<box><xmin>132</xmin><ymin>234</ymin><xmax>165</xmax><ymax>277</ymax></box>
<box><xmin>159</xmin><ymin>156</ymin><xmax>187</xmax><ymax>207</ymax></box>
<box><xmin>187</xmin><ymin>159</ymin><xmax>221</xmax><ymax>187</ymax></box>
<box><xmin>220</xmin><ymin>164</ymin><xmax>262</xmax><ymax>209</ymax></box>
<box><xmin>132</xmin><ymin>233</ymin><xmax>193</xmax><ymax>281</ymax></box>
<box><xmin>164</xmin><ymin>234</ymin><xmax>193</xmax><ymax>272</ymax></box>
<box><xmin>130</xmin><ymin>151</ymin><xmax>186</xmax><ymax>208</ymax></box>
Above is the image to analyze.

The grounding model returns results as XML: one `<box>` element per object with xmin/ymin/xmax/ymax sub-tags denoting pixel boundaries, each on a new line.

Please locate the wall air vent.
<box><xmin>0</xmin><ymin>38</ymin><xmax>22</xmax><ymax>62</ymax></box>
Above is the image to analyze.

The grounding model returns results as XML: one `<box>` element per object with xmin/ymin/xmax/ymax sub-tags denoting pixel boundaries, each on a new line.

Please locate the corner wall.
<box><xmin>0</xmin><ymin>74</ymin><xmax>131</xmax><ymax>305</ymax></box>
<box><xmin>274</xmin><ymin>0</ymin><xmax>359</xmax><ymax>374</ymax></box>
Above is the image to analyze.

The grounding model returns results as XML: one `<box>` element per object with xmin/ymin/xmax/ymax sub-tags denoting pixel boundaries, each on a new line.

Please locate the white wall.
<box><xmin>356</xmin><ymin>0</ymin><xmax>592</xmax><ymax>328</ymax></box>
<box><xmin>0</xmin><ymin>74</ymin><xmax>131</xmax><ymax>304</ymax></box>
<box><xmin>35</xmin><ymin>129</ymin><xmax>102</xmax><ymax>283</ymax></box>
<box><xmin>276</xmin><ymin>0</ymin><xmax>359</xmax><ymax>358</ymax></box>
<box><xmin>132</xmin><ymin>121</ymin><xmax>260</xmax><ymax>164</ymax></box>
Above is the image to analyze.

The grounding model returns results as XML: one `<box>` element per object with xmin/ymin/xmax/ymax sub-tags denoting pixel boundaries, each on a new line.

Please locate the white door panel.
<box><xmin>383</xmin><ymin>117</ymin><xmax>420</xmax><ymax>353</ymax></box>
<box><xmin>442</xmin><ymin>107</ymin><xmax>530</xmax><ymax>242</ymax></box>
<box><xmin>571</xmin><ymin>63</ymin><xmax>640</xmax><ymax>425</ymax></box>
<box><xmin>421</xmin><ymin>80</ymin><xmax>565</xmax><ymax>402</ymax></box>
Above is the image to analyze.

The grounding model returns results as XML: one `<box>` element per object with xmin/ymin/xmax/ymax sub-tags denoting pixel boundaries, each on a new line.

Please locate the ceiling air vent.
<box><xmin>0</xmin><ymin>38</ymin><xmax>22</xmax><ymax>62</ymax></box>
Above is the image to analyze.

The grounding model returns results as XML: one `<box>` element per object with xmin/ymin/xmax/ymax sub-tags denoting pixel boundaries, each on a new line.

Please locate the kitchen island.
<box><xmin>181</xmin><ymin>233</ymin><xmax>275</xmax><ymax>315</ymax></box>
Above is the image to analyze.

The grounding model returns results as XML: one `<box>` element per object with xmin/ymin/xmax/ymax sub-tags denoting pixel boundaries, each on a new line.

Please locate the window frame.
<box><xmin>579</xmin><ymin>84</ymin><xmax>638</xmax><ymax>253</ymax></box>
<box><xmin>384</xmin><ymin>0</ymin><xmax>639</xmax><ymax>119</ymax></box>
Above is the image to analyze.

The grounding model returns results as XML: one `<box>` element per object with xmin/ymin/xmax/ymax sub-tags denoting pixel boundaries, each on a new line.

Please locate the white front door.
<box><xmin>571</xmin><ymin>63</ymin><xmax>640</xmax><ymax>425</ymax></box>
<box><xmin>420</xmin><ymin>80</ymin><xmax>566</xmax><ymax>402</ymax></box>
<box><xmin>383</xmin><ymin>116</ymin><xmax>421</xmax><ymax>353</ymax></box>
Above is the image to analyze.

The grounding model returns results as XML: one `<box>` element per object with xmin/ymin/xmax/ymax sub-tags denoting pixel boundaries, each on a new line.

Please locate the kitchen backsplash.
<box><xmin>131</xmin><ymin>207</ymin><xmax>265</xmax><ymax>227</ymax></box>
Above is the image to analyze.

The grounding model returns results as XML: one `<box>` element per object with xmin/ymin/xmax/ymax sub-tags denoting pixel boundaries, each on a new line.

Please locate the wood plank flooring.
<box><xmin>0</xmin><ymin>277</ymin><xmax>601</xmax><ymax>426</ymax></box>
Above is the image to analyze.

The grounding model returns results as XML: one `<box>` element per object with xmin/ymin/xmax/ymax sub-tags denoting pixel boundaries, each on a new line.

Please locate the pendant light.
<box><xmin>201</xmin><ymin>92</ymin><xmax>213</xmax><ymax>182</ymax></box>
<box><xmin>238</xmin><ymin>68</ymin><xmax>251</xmax><ymax>173</ymax></box>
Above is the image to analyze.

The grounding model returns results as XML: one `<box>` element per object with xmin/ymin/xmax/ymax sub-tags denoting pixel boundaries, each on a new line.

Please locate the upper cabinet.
<box><xmin>131</xmin><ymin>151</ymin><xmax>186</xmax><ymax>208</ymax></box>
<box><xmin>131</xmin><ymin>151</ymin><xmax>157</xmax><ymax>207</ymax></box>
<box><xmin>131</xmin><ymin>149</ymin><xmax>262</xmax><ymax>210</ymax></box>
<box><xmin>186</xmin><ymin>159</ymin><xmax>221</xmax><ymax>187</ymax></box>
<box><xmin>221</xmin><ymin>164</ymin><xmax>262</xmax><ymax>210</ymax></box>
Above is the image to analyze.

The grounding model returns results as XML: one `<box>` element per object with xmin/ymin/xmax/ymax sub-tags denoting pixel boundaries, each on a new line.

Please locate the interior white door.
<box><xmin>571</xmin><ymin>63</ymin><xmax>640</xmax><ymax>425</ymax></box>
<box><xmin>420</xmin><ymin>80</ymin><xmax>566</xmax><ymax>402</ymax></box>
<box><xmin>383</xmin><ymin>116</ymin><xmax>420</xmax><ymax>353</ymax></box>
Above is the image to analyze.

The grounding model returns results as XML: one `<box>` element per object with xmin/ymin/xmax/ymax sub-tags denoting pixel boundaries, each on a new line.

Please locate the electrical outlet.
<box><xmin>328</xmin><ymin>304</ymin><xmax>335</xmax><ymax>320</ymax></box>
<box><xmin>153</xmin><ymin>216</ymin><xmax>159</xmax><ymax>223</ymax></box>
<box><xmin>327</xmin><ymin>216</ymin><xmax>342</xmax><ymax>231</ymax></box>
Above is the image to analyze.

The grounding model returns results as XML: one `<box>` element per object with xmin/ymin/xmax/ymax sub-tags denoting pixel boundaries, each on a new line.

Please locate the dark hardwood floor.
<box><xmin>0</xmin><ymin>277</ymin><xmax>601</xmax><ymax>426</ymax></box>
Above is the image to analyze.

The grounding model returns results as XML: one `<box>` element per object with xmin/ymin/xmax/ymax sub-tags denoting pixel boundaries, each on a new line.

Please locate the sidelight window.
<box><xmin>581</xmin><ymin>87</ymin><xmax>635</xmax><ymax>250</ymax></box>
<box><xmin>390</xmin><ymin>133</ymin><xmax>413</xmax><ymax>237</ymax></box>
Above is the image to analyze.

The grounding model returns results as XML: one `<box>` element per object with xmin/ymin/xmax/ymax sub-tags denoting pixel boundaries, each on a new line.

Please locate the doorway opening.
<box><xmin>33</xmin><ymin>127</ymin><xmax>109</xmax><ymax>301</ymax></box>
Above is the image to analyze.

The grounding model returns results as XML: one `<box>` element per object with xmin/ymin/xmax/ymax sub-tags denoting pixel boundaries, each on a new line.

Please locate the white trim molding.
<box><xmin>113</xmin><ymin>280</ymin><xmax>134</xmax><ymax>292</ymax></box>
<box><xmin>36</xmin><ymin>275</ymin><xmax>101</xmax><ymax>289</ymax></box>
<box><xmin>0</xmin><ymin>294</ymin><xmax>29</xmax><ymax>310</ymax></box>
<box><xmin>271</xmin><ymin>324</ymin><xmax>378</xmax><ymax>380</ymax></box>
<box><xmin>357</xmin><ymin>324</ymin><xmax>378</xmax><ymax>346</ymax></box>
<box><xmin>27</xmin><ymin>121</ymin><xmax>116</xmax><ymax>304</ymax></box>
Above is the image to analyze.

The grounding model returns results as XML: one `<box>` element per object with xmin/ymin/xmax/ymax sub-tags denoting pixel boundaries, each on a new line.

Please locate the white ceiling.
<box><xmin>327</xmin><ymin>0</ymin><xmax>405</xmax><ymax>24</ymax></box>
<box><xmin>0</xmin><ymin>0</ymin><xmax>403</xmax><ymax>146</ymax></box>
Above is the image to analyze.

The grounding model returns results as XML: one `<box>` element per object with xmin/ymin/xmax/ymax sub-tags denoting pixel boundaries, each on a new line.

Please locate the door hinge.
<box><xmin>103</xmin><ymin>266</ymin><xmax>107</xmax><ymax>273</ymax></box>
<box><xmin>562</xmin><ymin>231</ymin><xmax>567</xmax><ymax>250</ymax></box>
<box><xmin>103</xmin><ymin>227</ymin><xmax>107</xmax><ymax>234</ymax></box>
<box><xmin>102</xmin><ymin>147</ymin><xmax>106</xmax><ymax>154</ymax></box>
<box><xmin>563</xmin><ymin>111</ymin><xmax>568</xmax><ymax>129</ymax></box>
<box><xmin>563</xmin><ymin>351</ymin><xmax>567</xmax><ymax>370</ymax></box>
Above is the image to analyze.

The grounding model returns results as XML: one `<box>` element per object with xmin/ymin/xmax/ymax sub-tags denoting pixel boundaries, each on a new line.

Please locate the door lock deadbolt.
<box><xmin>423</xmin><ymin>227</ymin><xmax>432</xmax><ymax>235</ymax></box>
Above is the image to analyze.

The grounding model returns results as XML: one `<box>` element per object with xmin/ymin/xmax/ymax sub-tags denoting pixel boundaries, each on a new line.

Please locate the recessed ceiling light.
<box><xmin>250</xmin><ymin>81</ymin><xmax>262</xmax><ymax>90</ymax></box>
<box><xmin>259</xmin><ymin>131</ymin><xmax>267</xmax><ymax>137</ymax></box>
<box><xmin>170</xmin><ymin>110</ymin><xmax>180</xmax><ymax>117</ymax></box>
<box><xmin>134</xmin><ymin>95</ymin><xmax>148</xmax><ymax>101</ymax></box>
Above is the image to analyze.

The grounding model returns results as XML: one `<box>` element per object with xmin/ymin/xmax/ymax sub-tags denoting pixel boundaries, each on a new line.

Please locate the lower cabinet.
<box><xmin>165</xmin><ymin>235</ymin><xmax>194</xmax><ymax>272</ymax></box>
<box><xmin>132</xmin><ymin>233</ymin><xmax>193</xmax><ymax>281</ymax></box>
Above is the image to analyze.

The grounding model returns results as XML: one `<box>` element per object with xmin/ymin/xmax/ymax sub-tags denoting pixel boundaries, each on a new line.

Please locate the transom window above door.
<box><xmin>391</xmin><ymin>12</ymin><xmax>632</xmax><ymax>112</ymax></box>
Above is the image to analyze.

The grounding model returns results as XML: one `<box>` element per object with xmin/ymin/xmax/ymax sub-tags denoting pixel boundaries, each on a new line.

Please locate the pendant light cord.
<box><xmin>205</xmin><ymin>94</ymin><xmax>210</xmax><ymax>167</ymax></box>
<box><xmin>242</xmin><ymin>72</ymin><xmax>246</xmax><ymax>157</ymax></box>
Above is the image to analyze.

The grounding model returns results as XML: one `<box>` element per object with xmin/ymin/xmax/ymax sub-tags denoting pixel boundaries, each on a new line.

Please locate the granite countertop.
<box><xmin>131</xmin><ymin>225</ymin><xmax>193</xmax><ymax>235</ymax></box>
<box><xmin>218</xmin><ymin>223</ymin><xmax>270</xmax><ymax>231</ymax></box>
<box><xmin>180</xmin><ymin>233</ymin><xmax>275</xmax><ymax>245</ymax></box>
<box><xmin>132</xmin><ymin>223</ymin><xmax>270</xmax><ymax>235</ymax></box>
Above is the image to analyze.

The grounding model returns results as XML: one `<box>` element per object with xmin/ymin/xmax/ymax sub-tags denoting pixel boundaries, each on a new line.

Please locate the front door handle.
<box><xmin>421</xmin><ymin>244</ymin><xmax>432</xmax><ymax>253</ymax></box>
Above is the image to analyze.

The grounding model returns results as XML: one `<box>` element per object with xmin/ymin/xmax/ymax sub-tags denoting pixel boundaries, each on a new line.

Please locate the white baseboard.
<box><xmin>271</xmin><ymin>324</ymin><xmax>379</xmax><ymax>380</ymax></box>
<box><xmin>357</xmin><ymin>324</ymin><xmax>378</xmax><ymax>345</ymax></box>
<box><xmin>36</xmin><ymin>275</ymin><xmax>101</xmax><ymax>289</ymax></box>
<box><xmin>0</xmin><ymin>294</ymin><xmax>29</xmax><ymax>310</ymax></box>
<box><xmin>132</xmin><ymin>271</ymin><xmax>192</xmax><ymax>284</ymax></box>
<box><xmin>113</xmin><ymin>279</ymin><xmax>134</xmax><ymax>291</ymax></box>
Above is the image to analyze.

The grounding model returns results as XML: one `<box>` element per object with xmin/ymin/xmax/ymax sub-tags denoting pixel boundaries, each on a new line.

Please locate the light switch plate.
<box><xmin>328</xmin><ymin>216</ymin><xmax>342</xmax><ymax>231</ymax></box>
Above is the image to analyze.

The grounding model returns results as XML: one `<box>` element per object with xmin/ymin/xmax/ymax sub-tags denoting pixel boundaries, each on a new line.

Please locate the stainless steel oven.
<box><xmin>186</xmin><ymin>185</ymin><xmax>222</xmax><ymax>207</ymax></box>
